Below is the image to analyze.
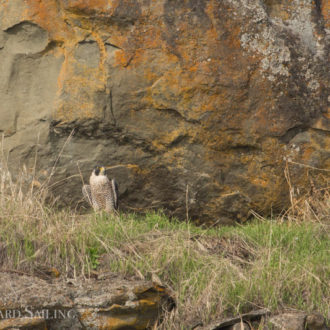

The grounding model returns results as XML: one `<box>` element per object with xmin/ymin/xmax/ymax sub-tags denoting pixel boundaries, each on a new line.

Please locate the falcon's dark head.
<box><xmin>93</xmin><ymin>166</ymin><xmax>106</xmax><ymax>176</ymax></box>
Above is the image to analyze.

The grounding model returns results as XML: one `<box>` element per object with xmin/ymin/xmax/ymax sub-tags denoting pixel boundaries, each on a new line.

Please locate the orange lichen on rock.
<box><xmin>23</xmin><ymin>0</ymin><xmax>73</xmax><ymax>41</ymax></box>
<box><xmin>63</xmin><ymin>0</ymin><xmax>115</xmax><ymax>14</ymax></box>
<box><xmin>321</xmin><ymin>0</ymin><xmax>330</xmax><ymax>28</ymax></box>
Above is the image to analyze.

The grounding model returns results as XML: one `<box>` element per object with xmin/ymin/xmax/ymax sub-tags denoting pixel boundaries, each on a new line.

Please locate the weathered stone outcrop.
<box><xmin>198</xmin><ymin>310</ymin><xmax>328</xmax><ymax>330</ymax></box>
<box><xmin>0</xmin><ymin>272</ymin><xmax>174</xmax><ymax>329</ymax></box>
<box><xmin>0</xmin><ymin>0</ymin><xmax>329</xmax><ymax>223</ymax></box>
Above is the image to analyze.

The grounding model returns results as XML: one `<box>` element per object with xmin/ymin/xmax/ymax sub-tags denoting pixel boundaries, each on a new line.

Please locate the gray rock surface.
<box><xmin>268</xmin><ymin>313</ymin><xmax>306</xmax><ymax>330</ymax></box>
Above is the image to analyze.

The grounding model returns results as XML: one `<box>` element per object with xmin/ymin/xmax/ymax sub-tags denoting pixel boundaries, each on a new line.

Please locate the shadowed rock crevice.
<box><xmin>154</xmin><ymin>107</ymin><xmax>201</xmax><ymax>125</ymax></box>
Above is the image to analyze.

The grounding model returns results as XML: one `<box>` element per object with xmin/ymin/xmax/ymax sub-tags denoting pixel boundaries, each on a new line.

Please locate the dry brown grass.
<box><xmin>283</xmin><ymin>161</ymin><xmax>330</xmax><ymax>223</ymax></box>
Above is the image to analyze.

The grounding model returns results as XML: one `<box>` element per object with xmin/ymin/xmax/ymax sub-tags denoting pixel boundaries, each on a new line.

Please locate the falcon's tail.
<box><xmin>111</xmin><ymin>179</ymin><xmax>119</xmax><ymax>210</ymax></box>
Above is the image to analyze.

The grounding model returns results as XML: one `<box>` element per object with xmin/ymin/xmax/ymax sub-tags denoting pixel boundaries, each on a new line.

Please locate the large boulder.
<box><xmin>0</xmin><ymin>0</ymin><xmax>328</xmax><ymax>224</ymax></box>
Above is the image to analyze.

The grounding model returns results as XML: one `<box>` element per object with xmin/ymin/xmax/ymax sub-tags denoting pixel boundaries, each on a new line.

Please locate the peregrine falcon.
<box><xmin>82</xmin><ymin>166</ymin><xmax>118</xmax><ymax>212</ymax></box>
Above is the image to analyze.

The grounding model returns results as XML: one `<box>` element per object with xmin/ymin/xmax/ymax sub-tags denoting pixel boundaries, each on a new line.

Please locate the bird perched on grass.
<box><xmin>82</xmin><ymin>166</ymin><xmax>118</xmax><ymax>212</ymax></box>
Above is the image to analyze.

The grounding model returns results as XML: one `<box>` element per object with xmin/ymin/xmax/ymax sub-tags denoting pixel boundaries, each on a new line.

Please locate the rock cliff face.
<box><xmin>0</xmin><ymin>0</ymin><xmax>329</xmax><ymax>223</ymax></box>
